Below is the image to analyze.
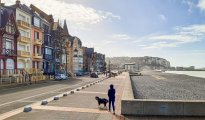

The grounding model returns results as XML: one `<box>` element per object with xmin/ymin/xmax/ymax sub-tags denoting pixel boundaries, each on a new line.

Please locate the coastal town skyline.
<box><xmin>2</xmin><ymin>0</ymin><xmax>205</xmax><ymax>68</ymax></box>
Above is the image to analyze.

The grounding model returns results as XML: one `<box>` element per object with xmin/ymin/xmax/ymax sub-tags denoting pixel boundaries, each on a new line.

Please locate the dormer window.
<box><xmin>5</xmin><ymin>19</ymin><xmax>15</xmax><ymax>34</ymax></box>
<box><xmin>34</xmin><ymin>17</ymin><xmax>40</xmax><ymax>27</ymax></box>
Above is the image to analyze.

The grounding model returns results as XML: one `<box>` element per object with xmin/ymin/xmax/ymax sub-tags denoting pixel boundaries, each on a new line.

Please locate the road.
<box><xmin>0</xmin><ymin>76</ymin><xmax>103</xmax><ymax>115</ymax></box>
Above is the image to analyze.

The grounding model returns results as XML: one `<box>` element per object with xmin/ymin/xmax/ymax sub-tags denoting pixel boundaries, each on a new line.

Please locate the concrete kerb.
<box><xmin>121</xmin><ymin>72</ymin><xmax>205</xmax><ymax>116</ymax></box>
<box><xmin>63</xmin><ymin>93</ymin><xmax>68</xmax><ymax>96</ymax></box>
<box><xmin>23</xmin><ymin>105</ymin><xmax>32</xmax><ymax>112</ymax></box>
<box><xmin>41</xmin><ymin>100</ymin><xmax>48</xmax><ymax>105</ymax></box>
<box><xmin>53</xmin><ymin>96</ymin><xmax>60</xmax><ymax>100</ymax></box>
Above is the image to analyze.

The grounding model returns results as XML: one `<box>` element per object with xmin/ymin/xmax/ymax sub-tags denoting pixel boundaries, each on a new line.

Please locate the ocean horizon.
<box><xmin>165</xmin><ymin>71</ymin><xmax>205</xmax><ymax>78</ymax></box>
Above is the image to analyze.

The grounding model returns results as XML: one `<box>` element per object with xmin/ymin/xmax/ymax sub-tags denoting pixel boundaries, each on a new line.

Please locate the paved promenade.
<box><xmin>1</xmin><ymin>73</ymin><xmax>126</xmax><ymax>120</ymax></box>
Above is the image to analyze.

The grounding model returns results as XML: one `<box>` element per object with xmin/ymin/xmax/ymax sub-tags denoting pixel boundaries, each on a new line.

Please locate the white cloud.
<box><xmin>135</xmin><ymin>24</ymin><xmax>205</xmax><ymax>49</ymax></box>
<box><xmin>3</xmin><ymin>0</ymin><xmax>120</xmax><ymax>26</ymax></box>
<box><xmin>159</xmin><ymin>14</ymin><xmax>167</xmax><ymax>21</ymax></box>
<box><xmin>197</xmin><ymin>0</ymin><xmax>205</xmax><ymax>11</ymax></box>
<box><xmin>143</xmin><ymin>42</ymin><xmax>178</xmax><ymax>49</ymax></box>
<box><xmin>111</xmin><ymin>34</ymin><xmax>132</xmax><ymax>40</ymax></box>
<box><xmin>182</xmin><ymin>0</ymin><xmax>195</xmax><ymax>13</ymax></box>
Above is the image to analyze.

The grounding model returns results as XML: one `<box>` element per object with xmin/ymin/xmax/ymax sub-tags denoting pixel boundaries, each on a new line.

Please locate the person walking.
<box><xmin>108</xmin><ymin>84</ymin><xmax>115</xmax><ymax>114</ymax></box>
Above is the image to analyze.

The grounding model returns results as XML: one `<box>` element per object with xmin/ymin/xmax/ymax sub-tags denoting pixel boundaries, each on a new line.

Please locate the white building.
<box><xmin>124</xmin><ymin>63</ymin><xmax>135</xmax><ymax>72</ymax></box>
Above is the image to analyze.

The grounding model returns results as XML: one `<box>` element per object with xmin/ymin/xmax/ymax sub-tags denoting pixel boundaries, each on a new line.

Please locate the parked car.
<box><xmin>90</xmin><ymin>72</ymin><xmax>98</xmax><ymax>78</ymax></box>
<box><xmin>76</xmin><ymin>72</ymin><xmax>83</xmax><ymax>76</ymax></box>
<box><xmin>55</xmin><ymin>70</ymin><xmax>67</xmax><ymax>80</ymax></box>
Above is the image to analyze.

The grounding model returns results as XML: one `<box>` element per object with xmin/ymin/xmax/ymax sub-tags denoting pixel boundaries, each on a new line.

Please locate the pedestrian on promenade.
<box><xmin>108</xmin><ymin>84</ymin><xmax>115</xmax><ymax>114</ymax></box>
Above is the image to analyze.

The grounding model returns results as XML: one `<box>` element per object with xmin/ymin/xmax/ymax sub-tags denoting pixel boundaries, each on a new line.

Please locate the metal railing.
<box><xmin>1</xmin><ymin>48</ymin><xmax>16</xmax><ymax>56</ymax></box>
<box><xmin>17</xmin><ymin>20</ymin><xmax>30</xmax><ymax>28</ymax></box>
<box><xmin>0</xmin><ymin>69</ymin><xmax>48</xmax><ymax>87</ymax></box>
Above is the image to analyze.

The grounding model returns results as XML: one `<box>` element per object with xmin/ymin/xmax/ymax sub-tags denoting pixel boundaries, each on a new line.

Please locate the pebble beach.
<box><xmin>131</xmin><ymin>71</ymin><xmax>205</xmax><ymax>100</ymax></box>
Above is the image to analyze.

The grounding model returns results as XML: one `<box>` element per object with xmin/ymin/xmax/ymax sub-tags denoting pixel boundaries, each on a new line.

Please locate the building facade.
<box><xmin>31</xmin><ymin>12</ymin><xmax>43</xmax><ymax>69</ymax></box>
<box><xmin>96</xmin><ymin>53</ymin><xmax>105</xmax><ymax>72</ymax></box>
<box><xmin>0</xmin><ymin>7</ymin><xmax>19</xmax><ymax>72</ymax></box>
<box><xmin>83</xmin><ymin>47</ymin><xmax>94</xmax><ymax>73</ymax></box>
<box><xmin>71</xmin><ymin>36</ymin><xmax>83</xmax><ymax>74</ymax></box>
<box><xmin>9</xmin><ymin>1</ymin><xmax>32</xmax><ymax>70</ymax></box>
<box><xmin>30</xmin><ymin>4</ymin><xmax>55</xmax><ymax>76</ymax></box>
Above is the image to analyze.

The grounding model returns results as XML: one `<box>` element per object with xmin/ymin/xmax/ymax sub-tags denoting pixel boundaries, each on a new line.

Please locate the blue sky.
<box><xmin>3</xmin><ymin>0</ymin><xmax>205</xmax><ymax>68</ymax></box>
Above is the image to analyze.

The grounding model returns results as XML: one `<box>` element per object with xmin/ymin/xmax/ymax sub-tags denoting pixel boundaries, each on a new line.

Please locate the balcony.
<box><xmin>1</xmin><ymin>49</ymin><xmax>16</xmax><ymax>56</ymax></box>
<box><xmin>43</xmin><ymin>54</ymin><xmax>53</xmax><ymax>60</ymax></box>
<box><xmin>33</xmin><ymin>53</ymin><xmax>42</xmax><ymax>59</ymax></box>
<box><xmin>17</xmin><ymin>50</ymin><xmax>30</xmax><ymax>58</ymax></box>
<box><xmin>18</xmin><ymin>36</ymin><xmax>30</xmax><ymax>43</ymax></box>
<box><xmin>17</xmin><ymin>20</ymin><xmax>30</xmax><ymax>29</ymax></box>
<box><xmin>43</xmin><ymin>42</ymin><xmax>53</xmax><ymax>47</ymax></box>
<box><xmin>34</xmin><ymin>39</ymin><xmax>43</xmax><ymax>45</ymax></box>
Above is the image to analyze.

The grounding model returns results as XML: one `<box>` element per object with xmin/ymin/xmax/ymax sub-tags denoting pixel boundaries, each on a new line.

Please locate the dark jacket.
<box><xmin>108</xmin><ymin>88</ymin><xmax>115</xmax><ymax>100</ymax></box>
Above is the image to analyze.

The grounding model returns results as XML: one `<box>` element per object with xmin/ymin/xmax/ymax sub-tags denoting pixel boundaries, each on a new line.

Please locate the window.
<box><xmin>18</xmin><ymin>44</ymin><xmax>25</xmax><ymax>51</ymax></box>
<box><xmin>45</xmin><ymin>48</ymin><xmax>52</xmax><ymax>55</ymax></box>
<box><xmin>19</xmin><ymin>30</ymin><xmax>29</xmax><ymax>37</ymax></box>
<box><xmin>19</xmin><ymin>14</ymin><xmax>26</xmax><ymax>21</ymax></box>
<box><xmin>34</xmin><ymin>31</ymin><xmax>39</xmax><ymax>39</ymax></box>
<box><xmin>6</xmin><ymin>59</ymin><xmax>14</xmax><ymax>69</ymax></box>
<box><xmin>5</xmin><ymin>19</ymin><xmax>15</xmax><ymax>34</ymax></box>
<box><xmin>34</xmin><ymin>17</ymin><xmax>40</xmax><ymax>27</ymax></box>
<box><xmin>5</xmin><ymin>40</ymin><xmax>12</xmax><ymax>49</ymax></box>
<box><xmin>17</xmin><ymin>61</ymin><xmax>24</xmax><ymax>69</ymax></box>
<box><xmin>0</xmin><ymin>59</ymin><xmax>3</xmax><ymax>69</ymax></box>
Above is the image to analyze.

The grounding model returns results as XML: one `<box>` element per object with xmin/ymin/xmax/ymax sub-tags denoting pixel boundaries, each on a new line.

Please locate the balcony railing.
<box><xmin>17</xmin><ymin>20</ymin><xmax>30</xmax><ymax>29</ymax></box>
<box><xmin>17</xmin><ymin>50</ymin><xmax>30</xmax><ymax>58</ymax></box>
<box><xmin>43</xmin><ymin>42</ymin><xmax>53</xmax><ymax>47</ymax></box>
<box><xmin>18</xmin><ymin>36</ymin><xmax>30</xmax><ymax>43</ymax></box>
<box><xmin>34</xmin><ymin>39</ymin><xmax>43</xmax><ymax>45</ymax></box>
<box><xmin>1</xmin><ymin>48</ymin><xmax>16</xmax><ymax>56</ymax></box>
<box><xmin>33</xmin><ymin>53</ymin><xmax>42</xmax><ymax>59</ymax></box>
<box><xmin>43</xmin><ymin>54</ymin><xmax>53</xmax><ymax>60</ymax></box>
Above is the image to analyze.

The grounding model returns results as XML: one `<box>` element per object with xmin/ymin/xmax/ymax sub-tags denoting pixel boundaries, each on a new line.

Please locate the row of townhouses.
<box><xmin>0</xmin><ymin>0</ymin><xmax>106</xmax><ymax>81</ymax></box>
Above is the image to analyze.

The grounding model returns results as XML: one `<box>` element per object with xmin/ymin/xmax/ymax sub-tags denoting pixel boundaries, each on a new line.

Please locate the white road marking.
<box><xmin>0</xmin><ymin>81</ymin><xmax>91</xmax><ymax>107</ymax></box>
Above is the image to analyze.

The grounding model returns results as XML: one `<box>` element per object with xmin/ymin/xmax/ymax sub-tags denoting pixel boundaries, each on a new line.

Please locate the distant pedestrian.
<box><xmin>22</xmin><ymin>69</ymin><xmax>27</xmax><ymax>83</ymax></box>
<box><xmin>108</xmin><ymin>84</ymin><xmax>115</xmax><ymax>114</ymax></box>
<box><xmin>28</xmin><ymin>73</ymin><xmax>32</xmax><ymax>85</ymax></box>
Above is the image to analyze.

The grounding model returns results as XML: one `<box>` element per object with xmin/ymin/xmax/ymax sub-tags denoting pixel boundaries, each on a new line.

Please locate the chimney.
<box><xmin>16</xmin><ymin>0</ymin><xmax>20</xmax><ymax>5</ymax></box>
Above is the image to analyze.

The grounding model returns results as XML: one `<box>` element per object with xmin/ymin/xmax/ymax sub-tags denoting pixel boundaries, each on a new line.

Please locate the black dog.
<box><xmin>95</xmin><ymin>96</ymin><xmax>108</xmax><ymax>108</ymax></box>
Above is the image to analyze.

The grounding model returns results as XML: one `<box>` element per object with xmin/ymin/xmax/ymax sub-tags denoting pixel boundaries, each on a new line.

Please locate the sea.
<box><xmin>165</xmin><ymin>71</ymin><xmax>205</xmax><ymax>78</ymax></box>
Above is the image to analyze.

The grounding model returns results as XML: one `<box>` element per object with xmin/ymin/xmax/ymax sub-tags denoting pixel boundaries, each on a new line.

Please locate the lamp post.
<box><xmin>109</xmin><ymin>60</ymin><xmax>111</xmax><ymax>78</ymax></box>
<box><xmin>65</xmin><ymin>49</ymin><xmax>68</xmax><ymax>77</ymax></box>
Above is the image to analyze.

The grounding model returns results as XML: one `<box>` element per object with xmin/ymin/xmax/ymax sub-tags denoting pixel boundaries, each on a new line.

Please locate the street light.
<box><xmin>109</xmin><ymin>60</ymin><xmax>111</xmax><ymax>78</ymax></box>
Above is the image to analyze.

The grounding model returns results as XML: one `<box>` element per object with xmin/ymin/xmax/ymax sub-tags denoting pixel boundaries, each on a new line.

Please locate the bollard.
<box><xmin>41</xmin><ymin>100</ymin><xmax>48</xmax><ymax>105</ymax></box>
<box><xmin>23</xmin><ymin>106</ymin><xmax>32</xmax><ymax>112</ymax></box>
<box><xmin>76</xmin><ymin>88</ymin><xmax>80</xmax><ymax>91</ymax></box>
<box><xmin>82</xmin><ymin>86</ymin><xmax>85</xmax><ymax>89</ymax></box>
<box><xmin>70</xmin><ymin>91</ymin><xmax>74</xmax><ymax>94</ymax></box>
<box><xmin>54</xmin><ymin>96</ymin><xmax>59</xmax><ymax>100</ymax></box>
<box><xmin>86</xmin><ymin>85</ymin><xmax>89</xmax><ymax>87</ymax></box>
<box><xmin>63</xmin><ymin>93</ymin><xmax>68</xmax><ymax>96</ymax></box>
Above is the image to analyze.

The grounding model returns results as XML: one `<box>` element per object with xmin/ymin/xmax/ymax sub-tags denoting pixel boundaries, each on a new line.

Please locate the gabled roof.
<box><xmin>30</xmin><ymin>4</ymin><xmax>54</xmax><ymax>24</ymax></box>
<box><xmin>52</xmin><ymin>22</ymin><xmax>59</xmax><ymax>30</ymax></box>
<box><xmin>0</xmin><ymin>7</ymin><xmax>14</xmax><ymax>28</ymax></box>
<box><xmin>0</xmin><ymin>6</ymin><xmax>19</xmax><ymax>34</ymax></box>
<box><xmin>9</xmin><ymin>3</ymin><xmax>32</xmax><ymax>15</ymax></box>
<box><xmin>63</xmin><ymin>20</ymin><xmax>69</xmax><ymax>36</ymax></box>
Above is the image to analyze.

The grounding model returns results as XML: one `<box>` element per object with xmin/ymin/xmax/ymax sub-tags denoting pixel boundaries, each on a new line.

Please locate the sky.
<box><xmin>2</xmin><ymin>0</ymin><xmax>205</xmax><ymax>68</ymax></box>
